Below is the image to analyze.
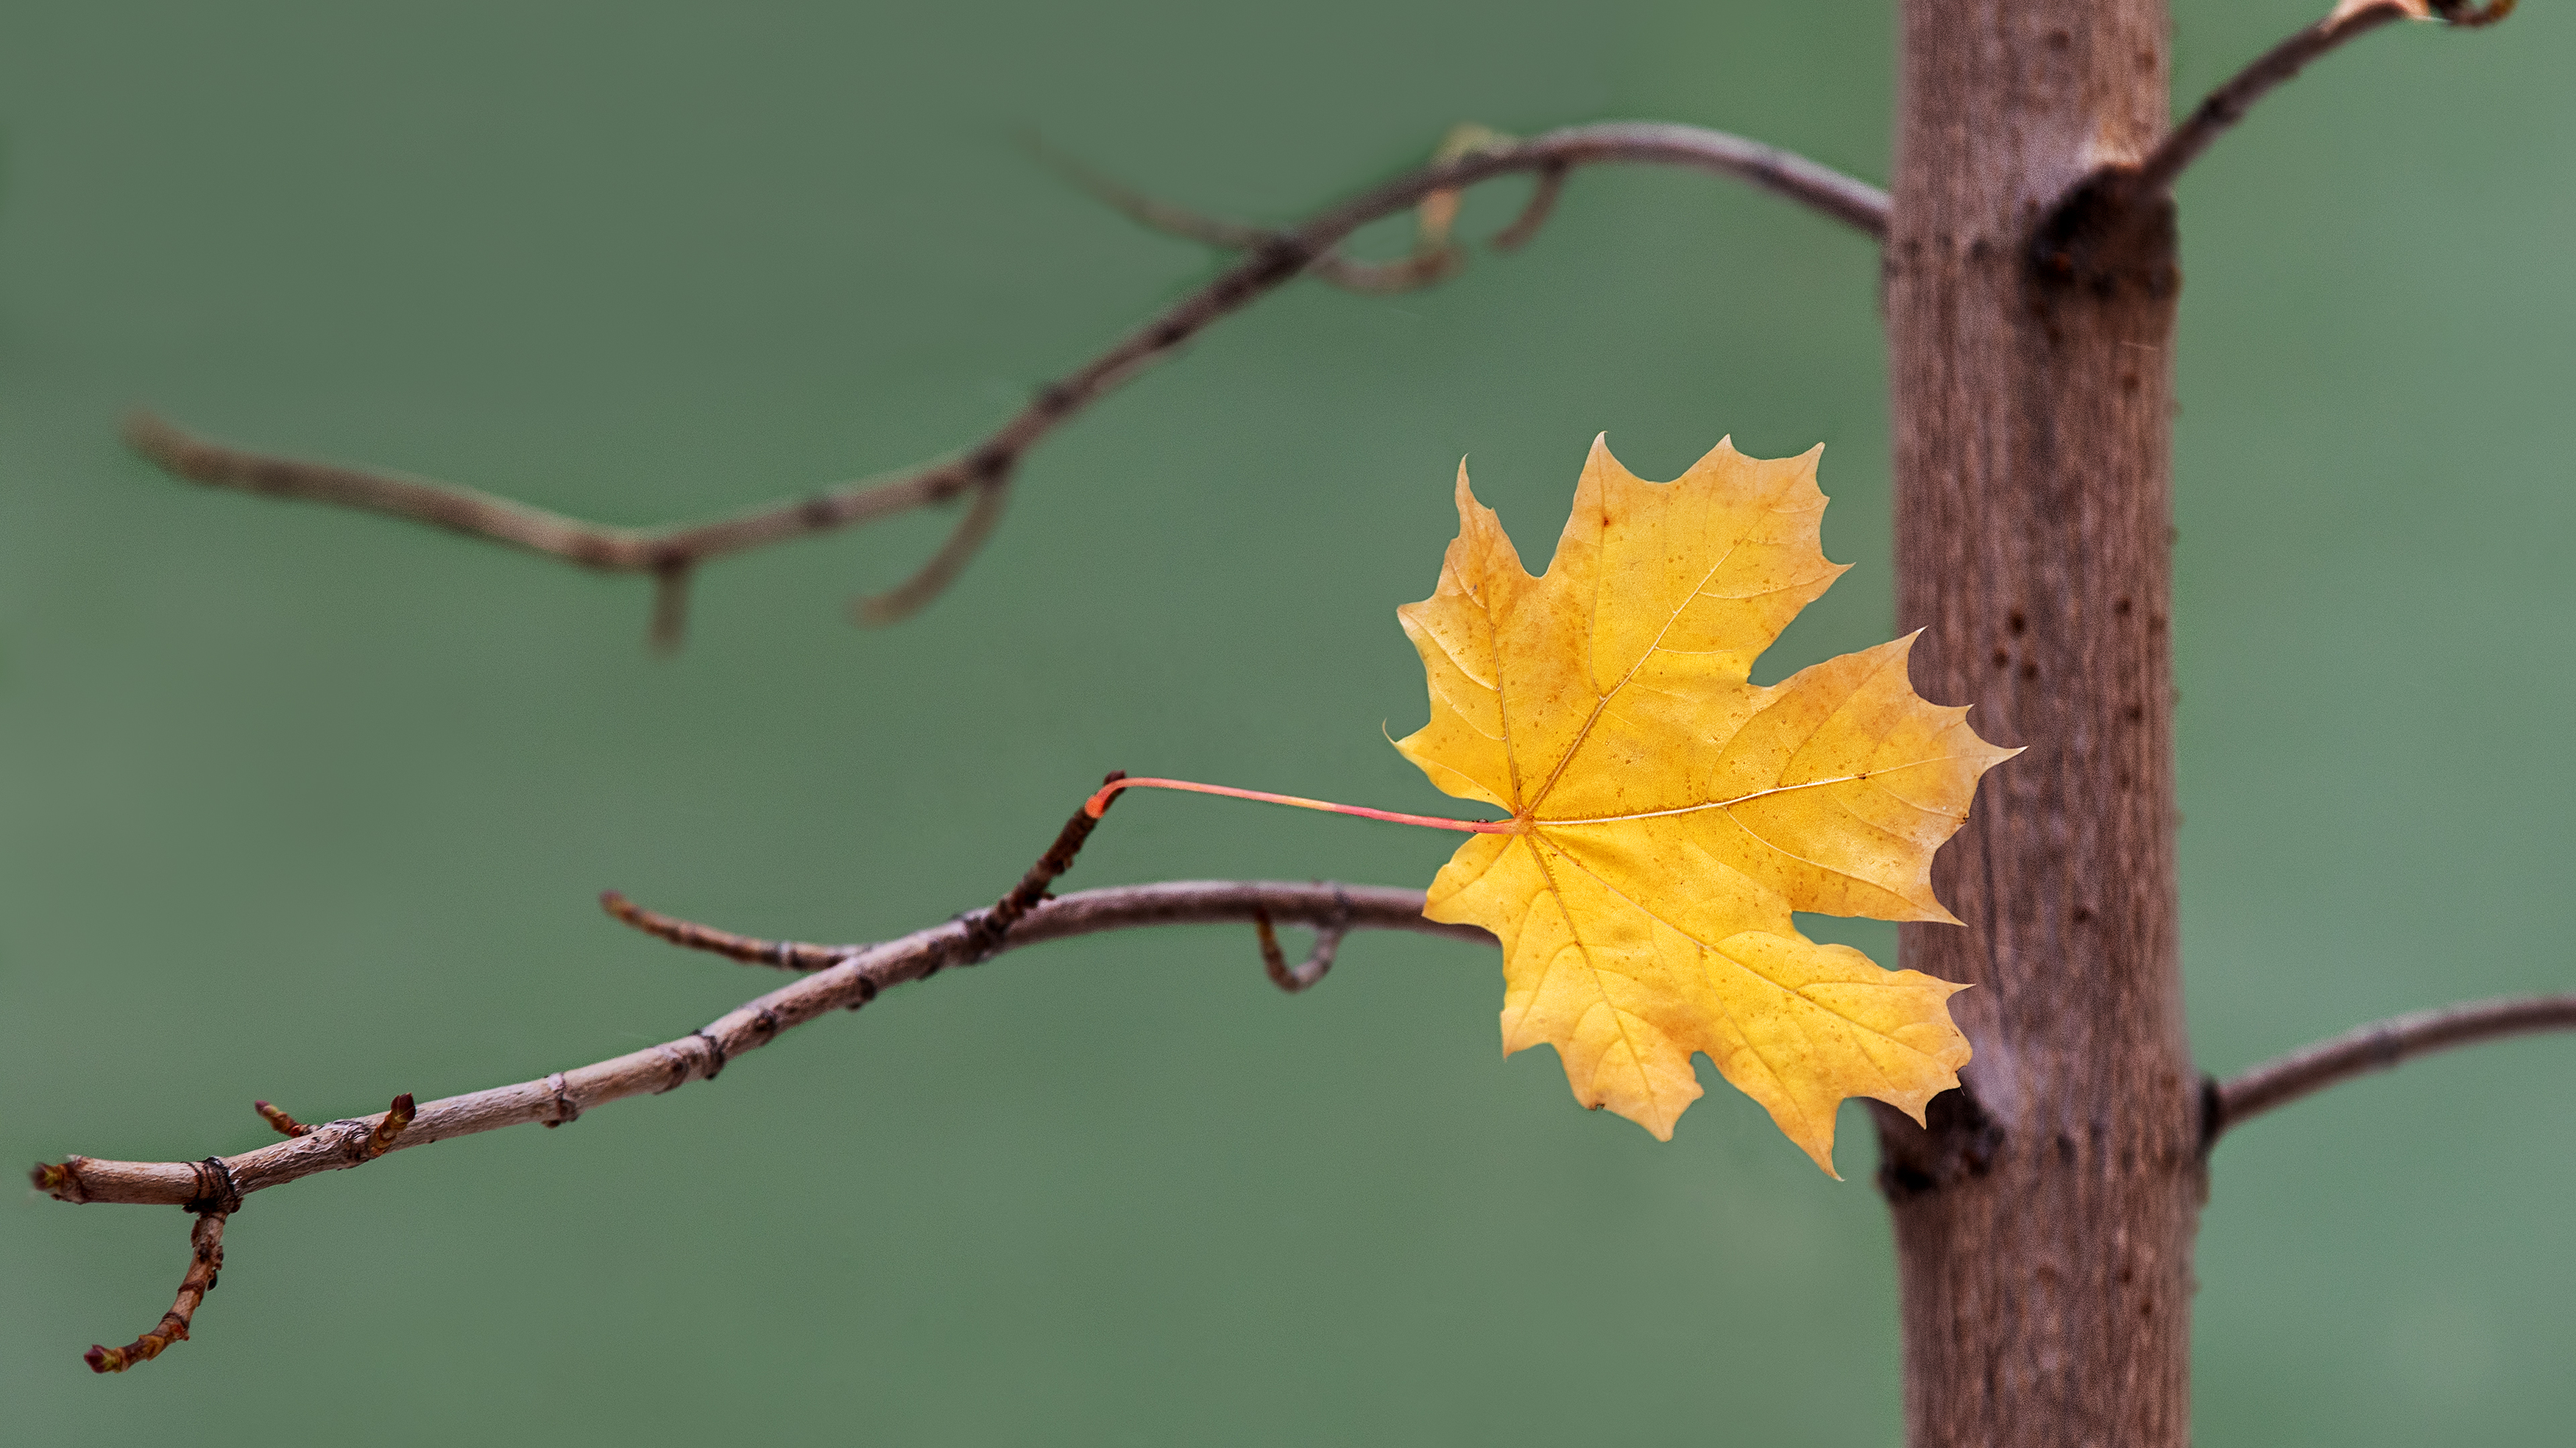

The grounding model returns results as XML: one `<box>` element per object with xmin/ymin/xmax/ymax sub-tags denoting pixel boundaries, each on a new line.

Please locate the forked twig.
<box><xmin>125</xmin><ymin>121</ymin><xmax>1886</xmax><ymax>646</ymax></box>
<box><xmin>1044</xmin><ymin>123</ymin><xmax>1535</xmax><ymax>295</ymax></box>
<box><xmin>35</xmin><ymin>878</ymin><xmax>1490</xmax><ymax>1368</ymax></box>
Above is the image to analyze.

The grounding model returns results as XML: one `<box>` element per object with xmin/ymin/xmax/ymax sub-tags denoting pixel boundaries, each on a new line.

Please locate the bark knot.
<box><xmin>1875</xmin><ymin>1085</ymin><xmax>2005</xmax><ymax>1204</ymax></box>
<box><xmin>2029</xmin><ymin>166</ymin><xmax>2179</xmax><ymax>302</ymax></box>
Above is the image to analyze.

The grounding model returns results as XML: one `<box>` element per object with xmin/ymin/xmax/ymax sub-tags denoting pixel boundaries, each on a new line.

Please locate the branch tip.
<box><xmin>252</xmin><ymin>1101</ymin><xmax>314</xmax><ymax>1138</ymax></box>
<box><xmin>852</xmin><ymin>476</ymin><xmax>1011</xmax><ymax>626</ymax></box>
<box><xmin>1492</xmin><ymin>163</ymin><xmax>1570</xmax><ymax>252</ymax></box>
<box><xmin>361</xmin><ymin>1094</ymin><xmax>416</xmax><ymax>1160</ymax></box>
<box><xmin>601</xmin><ymin>889</ymin><xmax>859</xmax><ymax>970</ymax></box>
<box><xmin>2431</xmin><ymin>0</ymin><xmax>2514</xmax><ymax>24</ymax></box>
<box><xmin>85</xmin><ymin>1212</ymin><xmax>227</xmax><ymax>1373</ymax></box>
<box><xmin>648</xmin><ymin>561</ymin><xmax>694</xmax><ymax>653</ymax></box>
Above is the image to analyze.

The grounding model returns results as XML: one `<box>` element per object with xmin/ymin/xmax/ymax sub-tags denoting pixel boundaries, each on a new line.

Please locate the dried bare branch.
<box><xmin>126</xmin><ymin>121</ymin><xmax>1887</xmax><ymax>645</ymax></box>
<box><xmin>851</xmin><ymin>473</ymin><xmax>1011</xmax><ymax>626</ymax></box>
<box><xmin>33</xmin><ymin>878</ymin><xmax>1490</xmax><ymax>1363</ymax></box>
<box><xmin>1254</xmin><ymin>899</ymin><xmax>1346</xmax><ymax>993</ymax></box>
<box><xmin>960</xmin><ymin>770</ymin><xmax>1126</xmax><ymax>960</ymax></box>
<box><xmin>2134</xmin><ymin>0</ymin><xmax>2511</xmax><ymax>199</ymax></box>
<box><xmin>601</xmin><ymin>890</ymin><xmax>861</xmax><ymax>971</ymax></box>
<box><xmin>1490</xmin><ymin>163</ymin><xmax>1569</xmax><ymax>253</ymax></box>
<box><xmin>1043</xmin><ymin>122</ymin><xmax>1522</xmax><ymax>296</ymax></box>
<box><xmin>2207</xmin><ymin>991</ymin><xmax>2576</xmax><ymax>1144</ymax></box>
<box><xmin>358</xmin><ymin>1093</ymin><xmax>417</xmax><ymax>1160</ymax></box>
<box><xmin>648</xmin><ymin>561</ymin><xmax>694</xmax><ymax>653</ymax></box>
<box><xmin>85</xmin><ymin>1213</ymin><xmax>227</xmax><ymax>1374</ymax></box>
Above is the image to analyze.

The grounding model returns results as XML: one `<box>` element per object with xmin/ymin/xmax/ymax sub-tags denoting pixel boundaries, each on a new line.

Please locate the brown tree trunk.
<box><xmin>1875</xmin><ymin>3</ymin><xmax>2201</xmax><ymax>1444</ymax></box>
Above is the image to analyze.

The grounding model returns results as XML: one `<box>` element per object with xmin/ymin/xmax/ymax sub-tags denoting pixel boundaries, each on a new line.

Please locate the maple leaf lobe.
<box><xmin>1394</xmin><ymin>436</ymin><xmax>2014</xmax><ymax>1173</ymax></box>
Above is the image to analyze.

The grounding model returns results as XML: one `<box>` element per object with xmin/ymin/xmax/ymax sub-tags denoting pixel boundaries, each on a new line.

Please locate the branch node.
<box><xmin>2028</xmin><ymin>166</ymin><xmax>2179</xmax><ymax>300</ymax></box>
<box><xmin>1872</xmin><ymin>1086</ymin><xmax>2004</xmax><ymax>1204</ymax></box>
<box><xmin>653</xmin><ymin>1044</ymin><xmax>695</xmax><ymax>1094</ymax></box>
<box><xmin>186</xmin><ymin>1157</ymin><xmax>244</xmax><ymax>1216</ymax></box>
<box><xmin>542</xmin><ymin>1072</ymin><xmax>581</xmax><ymax>1129</ymax></box>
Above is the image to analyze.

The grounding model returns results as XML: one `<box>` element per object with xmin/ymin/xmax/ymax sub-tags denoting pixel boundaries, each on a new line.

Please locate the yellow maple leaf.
<box><xmin>1393</xmin><ymin>436</ymin><xmax>2014</xmax><ymax>1174</ymax></box>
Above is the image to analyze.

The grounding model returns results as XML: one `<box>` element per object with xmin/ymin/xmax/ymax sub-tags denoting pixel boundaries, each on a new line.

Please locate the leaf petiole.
<box><xmin>1083</xmin><ymin>776</ymin><xmax>1517</xmax><ymax>834</ymax></box>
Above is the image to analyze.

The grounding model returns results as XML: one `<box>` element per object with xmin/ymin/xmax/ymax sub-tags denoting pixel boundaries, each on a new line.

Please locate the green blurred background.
<box><xmin>4</xmin><ymin>2</ymin><xmax>2569</xmax><ymax>1442</ymax></box>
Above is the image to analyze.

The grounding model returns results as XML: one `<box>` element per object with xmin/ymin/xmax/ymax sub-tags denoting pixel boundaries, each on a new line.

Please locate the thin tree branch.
<box><xmin>252</xmin><ymin>1101</ymin><xmax>315</xmax><ymax>1138</ymax></box>
<box><xmin>2207</xmin><ymin>991</ymin><xmax>2576</xmax><ymax>1143</ymax></box>
<box><xmin>126</xmin><ymin>121</ymin><xmax>1886</xmax><ymax>644</ymax></box>
<box><xmin>1491</xmin><ymin>164</ymin><xmax>1570</xmax><ymax>253</ymax></box>
<box><xmin>851</xmin><ymin>473</ymin><xmax>1011</xmax><ymax>626</ymax></box>
<box><xmin>84</xmin><ymin>1213</ymin><xmax>227</xmax><ymax>1374</ymax></box>
<box><xmin>34</xmin><ymin>879</ymin><xmax>1487</xmax><ymax>1203</ymax></box>
<box><xmin>1043</xmin><ymin>123</ymin><xmax>1529</xmax><ymax>296</ymax></box>
<box><xmin>601</xmin><ymin>890</ymin><xmax>863</xmax><ymax>971</ymax></box>
<box><xmin>648</xmin><ymin>561</ymin><xmax>694</xmax><ymax>653</ymax></box>
<box><xmin>1041</xmin><ymin>141</ymin><xmax>1457</xmax><ymax>295</ymax></box>
<box><xmin>960</xmin><ymin>770</ymin><xmax>1128</xmax><ymax>960</ymax></box>
<box><xmin>605</xmin><ymin>769</ymin><xmax>1131</xmax><ymax>978</ymax></box>
<box><xmin>2134</xmin><ymin>0</ymin><xmax>2512</xmax><ymax>199</ymax></box>
<box><xmin>1255</xmin><ymin>900</ymin><xmax>1347</xmax><ymax>993</ymax></box>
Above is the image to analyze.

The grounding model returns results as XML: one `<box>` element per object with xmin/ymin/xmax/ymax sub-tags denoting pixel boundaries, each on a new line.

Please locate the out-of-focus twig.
<box><xmin>127</xmin><ymin>121</ymin><xmax>1886</xmax><ymax>646</ymax></box>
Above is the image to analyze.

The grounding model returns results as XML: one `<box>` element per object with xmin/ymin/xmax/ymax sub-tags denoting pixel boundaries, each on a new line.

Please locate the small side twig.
<box><xmin>126</xmin><ymin>121</ymin><xmax>1886</xmax><ymax>645</ymax></box>
<box><xmin>1044</xmin><ymin>123</ymin><xmax>1514</xmax><ymax>296</ymax></box>
<box><xmin>648</xmin><ymin>561</ymin><xmax>694</xmax><ymax>653</ymax></box>
<box><xmin>601</xmin><ymin>890</ymin><xmax>861</xmax><ymax>971</ymax></box>
<box><xmin>2133</xmin><ymin>0</ymin><xmax>2511</xmax><ymax>199</ymax></box>
<box><xmin>252</xmin><ymin>1101</ymin><xmax>314</xmax><ymax>1138</ymax></box>
<box><xmin>85</xmin><ymin>1212</ymin><xmax>227</xmax><ymax>1374</ymax></box>
<box><xmin>852</xmin><ymin>475</ymin><xmax>1011</xmax><ymax>625</ymax></box>
<box><xmin>2207</xmin><ymin>990</ymin><xmax>2576</xmax><ymax>1145</ymax></box>
<box><xmin>1253</xmin><ymin>897</ymin><xmax>1348</xmax><ymax>994</ymax></box>
<box><xmin>360</xmin><ymin>1093</ymin><xmax>417</xmax><ymax>1160</ymax></box>
<box><xmin>1490</xmin><ymin>163</ymin><xmax>1568</xmax><ymax>253</ymax></box>
<box><xmin>961</xmin><ymin>770</ymin><xmax>1128</xmax><ymax>961</ymax></box>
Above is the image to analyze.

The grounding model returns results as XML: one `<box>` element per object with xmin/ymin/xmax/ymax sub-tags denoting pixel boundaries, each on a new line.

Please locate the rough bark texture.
<box><xmin>1875</xmin><ymin>4</ymin><xmax>2201</xmax><ymax>1446</ymax></box>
